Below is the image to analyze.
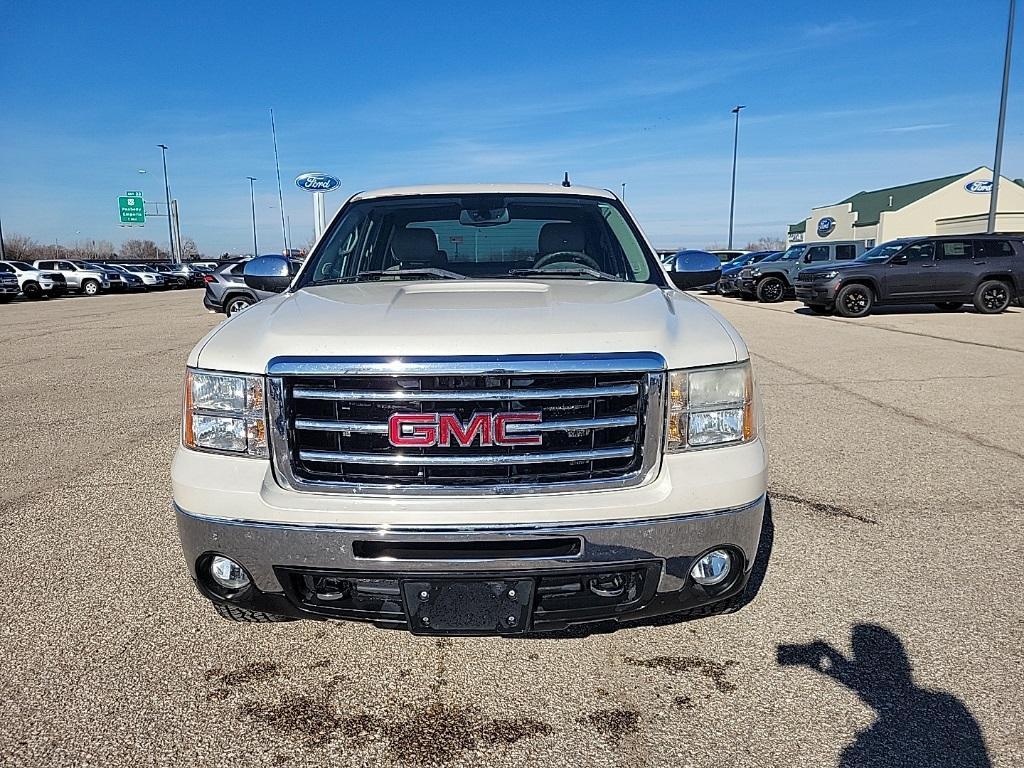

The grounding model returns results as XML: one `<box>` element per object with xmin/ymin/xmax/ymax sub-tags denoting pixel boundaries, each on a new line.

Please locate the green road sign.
<box><xmin>118</xmin><ymin>195</ymin><xmax>145</xmax><ymax>224</ymax></box>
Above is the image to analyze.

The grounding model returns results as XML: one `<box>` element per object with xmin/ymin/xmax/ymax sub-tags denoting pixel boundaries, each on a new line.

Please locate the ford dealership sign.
<box><xmin>816</xmin><ymin>217</ymin><xmax>836</xmax><ymax>237</ymax></box>
<box><xmin>965</xmin><ymin>179</ymin><xmax>993</xmax><ymax>194</ymax></box>
<box><xmin>295</xmin><ymin>172</ymin><xmax>341</xmax><ymax>192</ymax></box>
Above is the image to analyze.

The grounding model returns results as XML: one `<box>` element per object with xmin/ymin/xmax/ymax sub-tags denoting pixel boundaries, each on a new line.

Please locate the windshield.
<box><xmin>301</xmin><ymin>194</ymin><xmax>660</xmax><ymax>286</ymax></box>
<box><xmin>778</xmin><ymin>246</ymin><xmax>807</xmax><ymax>261</ymax></box>
<box><xmin>856</xmin><ymin>241</ymin><xmax>907</xmax><ymax>263</ymax></box>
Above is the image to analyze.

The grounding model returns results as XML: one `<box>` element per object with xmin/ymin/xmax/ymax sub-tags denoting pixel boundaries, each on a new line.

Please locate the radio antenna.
<box><xmin>562</xmin><ymin>172</ymin><xmax>571</xmax><ymax>187</ymax></box>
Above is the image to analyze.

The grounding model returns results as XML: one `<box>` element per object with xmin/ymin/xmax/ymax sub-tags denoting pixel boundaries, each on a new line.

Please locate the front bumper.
<box><xmin>173</xmin><ymin>436</ymin><xmax>768</xmax><ymax>632</ymax></box>
<box><xmin>176</xmin><ymin>496</ymin><xmax>765</xmax><ymax>632</ymax></box>
<box><xmin>794</xmin><ymin>279</ymin><xmax>839</xmax><ymax>303</ymax></box>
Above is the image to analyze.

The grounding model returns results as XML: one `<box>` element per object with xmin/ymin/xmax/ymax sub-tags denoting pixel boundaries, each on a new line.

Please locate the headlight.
<box><xmin>816</xmin><ymin>270</ymin><xmax>839</xmax><ymax>280</ymax></box>
<box><xmin>666</xmin><ymin>361</ymin><xmax>756</xmax><ymax>451</ymax></box>
<box><xmin>183</xmin><ymin>369</ymin><xmax>268</xmax><ymax>457</ymax></box>
<box><xmin>739</xmin><ymin>268</ymin><xmax>752</xmax><ymax>278</ymax></box>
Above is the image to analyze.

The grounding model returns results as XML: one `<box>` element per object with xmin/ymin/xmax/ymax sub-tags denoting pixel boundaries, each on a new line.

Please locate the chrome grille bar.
<box><xmin>298</xmin><ymin>446</ymin><xmax>635</xmax><ymax>466</ymax></box>
<box><xmin>294</xmin><ymin>415</ymin><xmax>638</xmax><ymax>434</ymax></box>
<box><xmin>292</xmin><ymin>383</ymin><xmax>639</xmax><ymax>402</ymax></box>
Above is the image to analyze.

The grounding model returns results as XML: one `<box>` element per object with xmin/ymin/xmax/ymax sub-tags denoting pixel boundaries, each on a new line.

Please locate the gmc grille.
<box><xmin>267</xmin><ymin>356</ymin><xmax>665</xmax><ymax>494</ymax></box>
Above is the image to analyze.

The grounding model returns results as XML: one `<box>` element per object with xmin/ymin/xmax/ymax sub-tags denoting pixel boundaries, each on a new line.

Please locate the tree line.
<box><xmin>1</xmin><ymin>233</ymin><xmax>202</xmax><ymax>262</ymax></box>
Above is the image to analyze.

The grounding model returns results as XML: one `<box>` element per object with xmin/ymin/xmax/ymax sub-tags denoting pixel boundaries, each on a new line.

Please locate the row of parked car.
<box><xmin>0</xmin><ymin>259</ymin><xmax>218</xmax><ymax>301</ymax></box>
<box><xmin>683</xmin><ymin>234</ymin><xmax>1024</xmax><ymax>317</ymax></box>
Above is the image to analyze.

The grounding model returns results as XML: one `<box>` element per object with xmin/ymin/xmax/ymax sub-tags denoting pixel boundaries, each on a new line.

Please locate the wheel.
<box><xmin>225</xmin><ymin>296</ymin><xmax>253</xmax><ymax>316</ymax></box>
<box><xmin>834</xmin><ymin>283</ymin><xmax>873</xmax><ymax>318</ymax></box>
<box><xmin>935</xmin><ymin>302</ymin><xmax>963</xmax><ymax>311</ymax></box>
<box><xmin>23</xmin><ymin>282</ymin><xmax>43</xmax><ymax>300</ymax></box>
<box><xmin>755</xmin><ymin>276</ymin><xmax>786</xmax><ymax>303</ymax></box>
<box><xmin>81</xmin><ymin>279</ymin><xmax>101</xmax><ymax>296</ymax></box>
<box><xmin>973</xmin><ymin>280</ymin><xmax>1011</xmax><ymax>314</ymax></box>
<box><xmin>213</xmin><ymin>603</ymin><xmax>296</xmax><ymax>623</ymax></box>
<box><xmin>806</xmin><ymin>304</ymin><xmax>833</xmax><ymax>315</ymax></box>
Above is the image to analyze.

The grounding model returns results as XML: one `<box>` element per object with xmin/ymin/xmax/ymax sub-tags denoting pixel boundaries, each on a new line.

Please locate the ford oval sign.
<box><xmin>965</xmin><ymin>179</ymin><xmax>993</xmax><ymax>194</ymax></box>
<box><xmin>816</xmin><ymin>217</ymin><xmax>836</xmax><ymax>237</ymax></box>
<box><xmin>295</xmin><ymin>172</ymin><xmax>341</xmax><ymax>193</ymax></box>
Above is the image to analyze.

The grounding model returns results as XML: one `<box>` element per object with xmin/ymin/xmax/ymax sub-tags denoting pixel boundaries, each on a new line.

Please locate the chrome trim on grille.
<box><xmin>267</xmin><ymin>354</ymin><xmax>666</xmax><ymax>497</ymax></box>
<box><xmin>294</xmin><ymin>415</ymin><xmax>638</xmax><ymax>434</ymax></box>
<box><xmin>293</xmin><ymin>383</ymin><xmax>638</xmax><ymax>402</ymax></box>
<box><xmin>298</xmin><ymin>446</ymin><xmax>635</xmax><ymax>466</ymax></box>
<box><xmin>268</xmin><ymin>354</ymin><xmax>666</xmax><ymax>376</ymax></box>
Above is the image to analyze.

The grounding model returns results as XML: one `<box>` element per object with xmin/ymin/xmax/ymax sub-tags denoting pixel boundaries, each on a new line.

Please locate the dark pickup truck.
<box><xmin>794</xmin><ymin>235</ymin><xmax>1023</xmax><ymax>317</ymax></box>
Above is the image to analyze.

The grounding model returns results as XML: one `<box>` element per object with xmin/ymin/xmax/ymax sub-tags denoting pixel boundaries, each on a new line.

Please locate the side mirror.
<box><xmin>244</xmin><ymin>255</ymin><xmax>292</xmax><ymax>293</ymax></box>
<box><xmin>668</xmin><ymin>251</ymin><xmax>722</xmax><ymax>290</ymax></box>
<box><xmin>890</xmin><ymin>254</ymin><xmax>908</xmax><ymax>265</ymax></box>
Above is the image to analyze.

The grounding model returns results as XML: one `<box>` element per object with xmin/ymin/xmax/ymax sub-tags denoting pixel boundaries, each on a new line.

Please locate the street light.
<box><xmin>247</xmin><ymin>177</ymin><xmax>259</xmax><ymax>258</ymax></box>
<box><xmin>157</xmin><ymin>144</ymin><xmax>175</xmax><ymax>262</ymax></box>
<box><xmin>728</xmin><ymin>105</ymin><xmax>746</xmax><ymax>250</ymax></box>
<box><xmin>988</xmin><ymin>0</ymin><xmax>1016</xmax><ymax>232</ymax></box>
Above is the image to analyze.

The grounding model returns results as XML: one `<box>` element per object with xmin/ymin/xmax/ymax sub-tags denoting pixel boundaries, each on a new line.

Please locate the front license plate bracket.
<box><xmin>402</xmin><ymin>579</ymin><xmax>535</xmax><ymax>635</ymax></box>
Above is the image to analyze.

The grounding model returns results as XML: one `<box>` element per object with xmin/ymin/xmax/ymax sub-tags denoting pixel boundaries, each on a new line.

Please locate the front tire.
<box><xmin>834</xmin><ymin>283</ymin><xmax>873</xmax><ymax>318</ymax></box>
<box><xmin>23</xmin><ymin>282</ymin><xmax>43</xmax><ymax>300</ymax></box>
<box><xmin>755</xmin><ymin>276</ymin><xmax>786</xmax><ymax>303</ymax></box>
<box><xmin>81</xmin><ymin>279</ymin><xmax>101</xmax><ymax>296</ymax></box>
<box><xmin>225</xmin><ymin>296</ymin><xmax>253</xmax><ymax>316</ymax></box>
<box><xmin>213</xmin><ymin>603</ymin><xmax>296</xmax><ymax>623</ymax></box>
<box><xmin>973</xmin><ymin>280</ymin><xmax>1011</xmax><ymax>314</ymax></box>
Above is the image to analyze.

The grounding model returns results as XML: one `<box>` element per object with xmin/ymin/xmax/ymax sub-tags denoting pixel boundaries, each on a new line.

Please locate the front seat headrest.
<box><xmin>538</xmin><ymin>222</ymin><xmax>585</xmax><ymax>255</ymax></box>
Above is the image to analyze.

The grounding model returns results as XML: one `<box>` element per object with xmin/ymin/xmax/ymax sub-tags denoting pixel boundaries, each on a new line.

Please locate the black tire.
<box><xmin>935</xmin><ymin>302</ymin><xmax>963</xmax><ymax>311</ymax></box>
<box><xmin>806</xmin><ymin>304</ymin><xmax>833</xmax><ymax>315</ymax></box>
<box><xmin>81</xmin><ymin>279</ymin><xmax>101</xmax><ymax>296</ymax></box>
<box><xmin>973</xmin><ymin>280</ymin><xmax>1011</xmax><ymax>314</ymax></box>
<box><xmin>834</xmin><ymin>283</ymin><xmax>873</xmax><ymax>318</ymax></box>
<box><xmin>23</xmin><ymin>282</ymin><xmax>43</xmax><ymax>300</ymax></box>
<box><xmin>214</xmin><ymin>603</ymin><xmax>296</xmax><ymax>623</ymax></box>
<box><xmin>225</xmin><ymin>295</ymin><xmax>254</xmax><ymax>316</ymax></box>
<box><xmin>755</xmin><ymin>276</ymin><xmax>786</xmax><ymax>303</ymax></box>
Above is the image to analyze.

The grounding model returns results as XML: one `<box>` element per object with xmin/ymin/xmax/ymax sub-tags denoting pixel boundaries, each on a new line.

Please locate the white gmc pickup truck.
<box><xmin>172</xmin><ymin>184</ymin><xmax>768</xmax><ymax>635</ymax></box>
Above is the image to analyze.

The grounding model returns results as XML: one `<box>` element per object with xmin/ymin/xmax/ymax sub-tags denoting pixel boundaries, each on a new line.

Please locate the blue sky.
<box><xmin>1</xmin><ymin>0</ymin><xmax>1022</xmax><ymax>254</ymax></box>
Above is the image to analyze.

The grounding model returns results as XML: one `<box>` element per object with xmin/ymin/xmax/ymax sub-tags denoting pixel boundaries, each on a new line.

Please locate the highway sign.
<box><xmin>118</xmin><ymin>194</ymin><xmax>145</xmax><ymax>224</ymax></box>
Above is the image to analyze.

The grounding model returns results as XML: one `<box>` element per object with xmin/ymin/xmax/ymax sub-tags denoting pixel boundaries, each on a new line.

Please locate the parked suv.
<box><xmin>795</xmin><ymin>235</ymin><xmax>1024</xmax><ymax>317</ymax></box>
<box><xmin>717</xmin><ymin>251</ymin><xmax>780</xmax><ymax>295</ymax></box>
<box><xmin>738</xmin><ymin>241</ymin><xmax>864</xmax><ymax>302</ymax></box>
<box><xmin>33</xmin><ymin>259</ymin><xmax>111</xmax><ymax>295</ymax></box>
<box><xmin>0</xmin><ymin>260</ymin><xmax>68</xmax><ymax>299</ymax></box>
<box><xmin>173</xmin><ymin>184</ymin><xmax>768</xmax><ymax>634</ymax></box>
<box><xmin>202</xmin><ymin>258</ymin><xmax>298</xmax><ymax>316</ymax></box>
<box><xmin>0</xmin><ymin>270</ymin><xmax>18</xmax><ymax>302</ymax></box>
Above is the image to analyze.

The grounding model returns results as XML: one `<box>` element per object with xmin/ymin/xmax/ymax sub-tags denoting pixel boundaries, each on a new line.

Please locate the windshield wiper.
<box><xmin>315</xmin><ymin>268</ymin><xmax>467</xmax><ymax>285</ymax></box>
<box><xmin>507</xmin><ymin>267</ymin><xmax>623</xmax><ymax>281</ymax></box>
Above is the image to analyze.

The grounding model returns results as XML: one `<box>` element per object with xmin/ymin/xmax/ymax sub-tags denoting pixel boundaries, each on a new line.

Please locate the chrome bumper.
<box><xmin>175</xmin><ymin>495</ymin><xmax>765</xmax><ymax>594</ymax></box>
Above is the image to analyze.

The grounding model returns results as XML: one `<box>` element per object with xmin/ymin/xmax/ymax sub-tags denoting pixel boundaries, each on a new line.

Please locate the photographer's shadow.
<box><xmin>778</xmin><ymin>625</ymin><xmax>991</xmax><ymax>767</ymax></box>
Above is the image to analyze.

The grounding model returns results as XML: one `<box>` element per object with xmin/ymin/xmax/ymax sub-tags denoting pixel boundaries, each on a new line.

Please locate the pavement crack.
<box><xmin>769</xmin><ymin>490</ymin><xmax>878</xmax><ymax>525</ymax></box>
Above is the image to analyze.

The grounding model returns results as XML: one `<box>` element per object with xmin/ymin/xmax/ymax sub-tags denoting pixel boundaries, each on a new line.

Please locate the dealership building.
<box><xmin>787</xmin><ymin>166</ymin><xmax>1024</xmax><ymax>246</ymax></box>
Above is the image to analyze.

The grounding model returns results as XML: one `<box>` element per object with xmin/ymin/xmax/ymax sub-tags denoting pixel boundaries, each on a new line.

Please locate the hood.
<box><xmin>191</xmin><ymin>280</ymin><xmax>747</xmax><ymax>373</ymax></box>
<box><xmin>799</xmin><ymin>261</ymin><xmax>863</xmax><ymax>275</ymax></box>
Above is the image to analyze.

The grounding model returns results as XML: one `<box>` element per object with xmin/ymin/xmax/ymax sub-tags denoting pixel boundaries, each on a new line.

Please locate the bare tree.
<box><xmin>3</xmin><ymin>233</ymin><xmax>47</xmax><ymax>261</ymax></box>
<box><xmin>744</xmin><ymin>235</ymin><xmax>786</xmax><ymax>252</ymax></box>
<box><xmin>120</xmin><ymin>239</ymin><xmax>162</xmax><ymax>261</ymax></box>
<box><xmin>180</xmin><ymin>237</ymin><xmax>201</xmax><ymax>261</ymax></box>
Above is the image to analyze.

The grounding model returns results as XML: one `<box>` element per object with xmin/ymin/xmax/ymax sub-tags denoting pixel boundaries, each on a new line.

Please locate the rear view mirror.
<box><xmin>668</xmin><ymin>251</ymin><xmax>722</xmax><ymax>290</ymax></box>
<box><xmin>244</xmin><ymin>255</ymin><xmax>292</xmax><ymax>293</ymax></box>
<box><xmin>459</xmin><ymin>207</ymin><xmax>510</xmax><ymax>227</ymax></box>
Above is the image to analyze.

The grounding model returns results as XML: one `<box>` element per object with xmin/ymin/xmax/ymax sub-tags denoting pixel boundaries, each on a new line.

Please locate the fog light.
<box><xmin>209</xmin><ymin>555</ymin><xmax>250</xmax><ymax>590</ymax></box>
<box><xmin>690</xmin><ymin>549</ymin><xmax>732</xmax><ymax>586</ymax></box>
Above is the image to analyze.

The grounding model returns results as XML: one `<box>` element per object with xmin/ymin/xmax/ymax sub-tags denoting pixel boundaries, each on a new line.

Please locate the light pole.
<box><xmin>247</xmin><ymin>177</ymin><xmax>259</xmax><ymax>257</ymax></box>
<box><xmin>728</xmin><ymin>105</ymin><xmax>746</xmax><ymax>250</ymax></box>
<box><xmin>988</xmin><ymin>0</ymin><xmax>1016</xmax><ymax>232</ymax></box>
<box><xmin>157</xmin><ymin>144</ymin><xmax>176</xmax><ymax>261</ymax></box>
<box><xmin>0</xmin><ymin>209</ymin><xmax>6</xmax><ymax>259</ymax></box>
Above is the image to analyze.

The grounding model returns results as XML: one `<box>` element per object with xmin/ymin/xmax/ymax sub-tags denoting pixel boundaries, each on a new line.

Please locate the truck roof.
<box><xmin>350</xmin><ymin>183</ymin><xmax>617</xmax><ymax>202</ymax></box>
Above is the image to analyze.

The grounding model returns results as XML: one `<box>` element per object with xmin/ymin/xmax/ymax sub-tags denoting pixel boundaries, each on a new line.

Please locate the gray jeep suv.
<box><xmin>738</xmin><ymin>241</ymin><xmax>864</xmax><ymax>302</ymax></box>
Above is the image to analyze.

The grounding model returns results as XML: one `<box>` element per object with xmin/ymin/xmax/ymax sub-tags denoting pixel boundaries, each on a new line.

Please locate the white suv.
<box><xmin>172</xmin><ymin>184</ymin><xmax>768</xmax><ymax>634</ymax></box>
<box><xmin>32</xmin><ymin>259</ymin><xmax>110</xmax><ymax>295</ymax></box>
<box><xmin>0</xmin><ymin>260</ymin><xmax>68</xmax><ymax>299</ymax></box>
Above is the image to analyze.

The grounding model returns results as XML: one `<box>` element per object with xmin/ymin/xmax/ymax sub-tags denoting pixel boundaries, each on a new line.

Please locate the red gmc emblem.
<box><xmin>388</xmin><ymin>412</ymin><xmax>543</xmax><ymax>448</ymax></box>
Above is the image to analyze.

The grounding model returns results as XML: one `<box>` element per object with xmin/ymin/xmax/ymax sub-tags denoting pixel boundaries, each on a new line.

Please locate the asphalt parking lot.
<box><xmin>1</xmin><ymin>290</ymin><xmax>1022</xmax><ymax>768</ymax></box>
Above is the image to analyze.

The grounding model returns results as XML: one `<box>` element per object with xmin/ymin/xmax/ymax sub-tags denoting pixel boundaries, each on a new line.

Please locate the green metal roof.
<box><xmin>838</xmin><ymin>172</ymin><xmax>965</xmax><ymax>226</ymax></box>
<box><xmin>787</xmin><ymin>220</ymin><xmax>806</xmax><ymax>234</ymax></box>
